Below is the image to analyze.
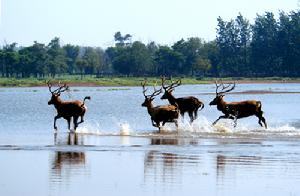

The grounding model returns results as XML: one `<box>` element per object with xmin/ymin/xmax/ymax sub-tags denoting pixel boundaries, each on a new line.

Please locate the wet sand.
<box><xmin>1</xmin><ymin>133</ymin><xmax>300</xmax><ymax>196</ymax></box>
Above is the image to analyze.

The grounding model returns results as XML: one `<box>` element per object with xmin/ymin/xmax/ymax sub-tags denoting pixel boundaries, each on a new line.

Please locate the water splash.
<box><xmin>176</xmin><ymin>115</ymin><xmax>232</xmax><ymax>134</ymax></box>
<box><xmin>119</xmin><ymin>123</ymin><xmax>131</xmax><ymax>136</ymax></box>
<box><xmin>67</xmin><ymin>116</ymin><xmax>300</xmax><ymax>139</ymax></box>
<box><xmin>76</xmin><ymin>121</ymin><xmax>102</xmax><ymax>135</ymax></box>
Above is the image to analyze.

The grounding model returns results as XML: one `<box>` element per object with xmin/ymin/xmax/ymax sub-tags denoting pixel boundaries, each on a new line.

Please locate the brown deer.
<box><xmin>209</xmin><ymin>81</ymin><xmax>267</xmax><ymax>128</ymax></box>
<box><xmin>141</xmin><ymin>81</ymin><xmax>179</xmax><ymax>132</ymax></box>
<box><xmin>47</xmin><ymin>82</ymin><xmax>90</xmax><ymax>131</ymax></box>
<box><xmin>161</xmin><ymin>77</ymin><xmax>204</xmax><ymax>123</ymax></box>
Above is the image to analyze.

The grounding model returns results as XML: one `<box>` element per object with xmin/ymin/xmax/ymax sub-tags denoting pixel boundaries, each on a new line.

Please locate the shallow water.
<box><xmin>1</xmin><ymin>83</ymin><xmax>300</xmax><ymax>196</ymax></box>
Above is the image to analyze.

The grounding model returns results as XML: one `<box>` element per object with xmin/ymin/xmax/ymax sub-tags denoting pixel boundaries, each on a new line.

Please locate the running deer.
<box><xmin>209</xmin><ymin>81</ymin><xmax>267</xmax><ymax>128</ymax></box>
<box><xmin>47</xmin><ymin>82</ymin><xmax>90</xmax><ymax>131</ymax></box>
<box><xmin>161</xmin><ymin>77</ymin><xmax>204</xmax><ymax>123</ymax></box>
<box><xmin>141</xmin><ymin>81</ymin><xmax>179</xmax><ymax>132</ymax></box>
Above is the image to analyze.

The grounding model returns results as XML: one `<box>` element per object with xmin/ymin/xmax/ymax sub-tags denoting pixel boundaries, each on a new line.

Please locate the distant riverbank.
<box><xmin>0</xmin><ymin>76</ymin><xmax>299</xmax><ymax>87</ymax></box>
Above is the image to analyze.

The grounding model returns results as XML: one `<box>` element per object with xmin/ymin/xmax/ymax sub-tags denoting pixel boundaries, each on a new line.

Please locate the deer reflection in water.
<box><xmin>216</xmin><ymin>154</ymin><xmax>262</xmax><ymax>185</ymax></box>
<box><xmin>50</xmin><ymin>133</ymin><xmax>88</xmax><ymax>184</ymax></box>
<box><xmin>144</xmin><ymin>138</ymin><xmax>199</xmax><ymax>184</ymax></box>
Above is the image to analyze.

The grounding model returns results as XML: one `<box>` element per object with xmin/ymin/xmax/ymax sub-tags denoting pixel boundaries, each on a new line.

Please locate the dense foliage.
<box><xmin>1</xmin><ymin>11</ymin><xmax>300</xmax><ymax>78</ymax></box>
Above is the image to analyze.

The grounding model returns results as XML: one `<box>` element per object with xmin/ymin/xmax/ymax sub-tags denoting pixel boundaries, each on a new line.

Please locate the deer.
<box><xmin>47</xmin><ymin>81</ymin><xmax>91</xmax><ymax>131</ymax></box>
<box><xmin>161</xmin><ymin>77</ymin><xmax>204</xmax><ymax>123</ymax></box>
<box><xmin>209</xmin><ymin>80</ymin><xmax>267</xmax><ymax>128</ymax></box>
<box><xmin>141</xmin><ymin>81</ymin><xmax>179</xmax><ymax>132</ymax></box>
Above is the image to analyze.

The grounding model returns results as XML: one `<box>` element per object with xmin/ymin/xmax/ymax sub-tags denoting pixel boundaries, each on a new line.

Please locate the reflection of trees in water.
<box><xmin>50</xmin><ymin>133</ymin><xmax>89</xmax><ymax>185</ymax></box>
<box><xmin>144</xmin><ymin>138</ymin><xmax>199</xmax><ymax>185</ymax></box>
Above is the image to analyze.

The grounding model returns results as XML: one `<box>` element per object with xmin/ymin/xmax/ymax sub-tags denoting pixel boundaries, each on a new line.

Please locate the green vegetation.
<box><xmin>0</xmin><ymin>11</ymin><xmax>300</xmax><ymax>81</ymax></box>
<box><xmin>0</xmin><ymin>76</ymin><xmax>299</xmax><ymax>87</ymax></box>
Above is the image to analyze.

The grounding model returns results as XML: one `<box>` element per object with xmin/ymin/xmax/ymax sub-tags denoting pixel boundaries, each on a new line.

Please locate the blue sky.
<box><xmin>0</xmin><ymin>0</ymin><xmax>297</xmax><ymax>47</ymax></box>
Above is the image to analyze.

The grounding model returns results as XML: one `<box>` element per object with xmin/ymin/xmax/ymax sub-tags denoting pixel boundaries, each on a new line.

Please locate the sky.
<box><xmin>0</xmin><ymin>0</ymin><xmax>298</xmax><ymax>48</ymax></box>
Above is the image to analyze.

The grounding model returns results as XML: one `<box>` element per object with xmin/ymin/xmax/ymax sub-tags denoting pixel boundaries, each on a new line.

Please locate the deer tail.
<box><xmin>198</xmin><ymin>102</ymin><xmax>204</xmax><ymax>111</ymax></box>
<box><xmin>82</xmin><ymin>96</ymin><xmax>91</xmax><ymax>106</ymax></box>
<box><xmin>257</xmin><ymin>101</ymin><xmax>263</xmax><ymax>114</ymax></box>
<box><xmin>257</xmin><ymin>101</ymin><xmax>262</xmax><ymax>109</ymax></box>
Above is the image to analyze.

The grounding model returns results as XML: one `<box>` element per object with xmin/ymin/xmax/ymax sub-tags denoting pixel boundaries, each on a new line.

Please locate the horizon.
<box><xmin>0</xmin><ymin>0</ymin><xmax>298</xmax><ymax>48</ymax></box>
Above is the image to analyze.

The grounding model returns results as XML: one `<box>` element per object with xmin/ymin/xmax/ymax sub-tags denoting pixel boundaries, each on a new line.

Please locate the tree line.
<box><xmin>1</xmin><ymin>10</ymin><xmax>300</xmax><ymax>78</ymax></box>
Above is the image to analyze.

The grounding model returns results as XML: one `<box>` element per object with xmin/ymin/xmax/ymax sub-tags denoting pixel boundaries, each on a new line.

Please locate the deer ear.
<box><xmin>150</xmin><ymin>97</ymin><xmax>154</xmax><ymax>101</ymax></box>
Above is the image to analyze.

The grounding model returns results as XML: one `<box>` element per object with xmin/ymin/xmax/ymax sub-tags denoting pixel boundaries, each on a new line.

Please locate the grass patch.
<box><xmin>0</xmin><ymin>75</ymin><xmax>299</xmax><ymax>87</ymax></box>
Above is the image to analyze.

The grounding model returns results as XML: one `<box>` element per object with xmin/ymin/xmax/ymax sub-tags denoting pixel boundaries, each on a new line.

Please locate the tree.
<box><xmin>63</xmin><ymin>44</ymin><xmax>79</xmax><ymax>74</ymax></box>
<box><xmin>172</xmin><ymin>37</ymin><xmax>204</xmax><ymax>75</ymax></box>
<box><xmin>47</xmin><ymin>37</ymin><xmax>67</xmax><ymax>77</ymax></box>
<box><xmin>95</xmin><ymin>47</ymin><xmax>105</xmax><ymax>76</ymax></box>
<box><xmin>2</xmin><ymin>43</ymin><xmax>19</xmax><ymax>77</ymax></box>
<box><xmin>111</xmin><ymin>47</ymin><xmax>131</xmax><ymax>75</ymax></box>
<box><xmin>82</xmin><ymin>47</ymin><xmax>100</xmax><ymax>75</ymax></box>
<box><xmin>201</xmin><ymin>41</ymin><xmax>220</xmax><ymax>76</ymax></box>
<box><xmin>76</xmin><ymin>59</ymin><xmax>88</xmax><ymax>79</ymax></box>
<box><xmin>193</xmin><ymin>57</ymin><xmax>212</xmax><ymax>77</ymax></box>
<box><xmin>130</xmin><ymin>41</ymin><xmax>154</xmax><ymax>75</ymax></box>
<box><xmin>114</xmin><ymin>31</ymin><xmax>132</xmax><ymax>47</ymax></box>
<box><xmin>235</xmin><ymin>13</ymin><xmax>251</xmax><ymax>74</ymax></box>
<box><xmin>154</xmin><ymin>46</ymin><xmax>184</xmax><ymax>76</ymax></box>
<box><xmin>250</xmin><ymin>12</ymin><xmax>279</xmax><ymax>76</ymax></box>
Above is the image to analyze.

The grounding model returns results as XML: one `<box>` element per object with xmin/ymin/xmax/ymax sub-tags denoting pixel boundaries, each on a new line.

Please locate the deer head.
<box><xmin>47</xmin><ymin>81</ymin><xmax>69</xmax><ymax>105</ymax></box>
<box><xmin>160</xmin><ymin>77</ymin><xmax>181</xmax><ymax>100</ymax></box>
<box><xmin>209</xmin><ymin>80</ymin><xmax>235</xmax><ymax>106</ymax></box>
<box><xmin>141</xmin><ymin>80</ymin><xmax>162</xmax><ymax>107</ymax></box>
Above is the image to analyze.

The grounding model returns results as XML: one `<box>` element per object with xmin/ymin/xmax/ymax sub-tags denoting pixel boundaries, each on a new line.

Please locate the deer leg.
<box><xmin>261</xmin><ymin>117</ymin><xmax>267</xmax><ymax>129</ymax></box>
<box><xmin>212</xmin><ymin>115</ymin><xmax>229</xmax><ymax>125</ymax></box>
<box><xmin>180</xmin><ymin>112</ymin><xmax>185</xmax><ymax>119</ymax></box>
<box><xmin>233</xmin><ymin>116</ymin><xmax>238</xmax><ymax>127</ymax></box>
<box><xmin>151</xmin><ymin>119</ymin><xmax>159</xmax><ymax>127</ymax></box>
<box><xmin>78</xmin><ymin>115</ymin><xmax>84</xmax><ymax>124</ymax></box>
<box><xmin>231</xmin><ymin>112</ymin><xmax>238</xmax><ymax>127</ymax></box>
<box><xmin>194</xmin><ymin>110</ymin><xmax>198</xmax><ymax>120</ymax></box>
<box><xmin>188</xmin><ymin>111</ymin><xmax>194</xmax><ymax>123</ymax></box>
<box><xmin>53</xmin><ymin>132</ymin><xmax>58</xmax><ymax>145</ymax></box>
<box><xmin>174</xmin><ymin>119</ymin><xmax>178</xmax><ymax>128</ymax></box>
<box><xmin>256</xmin><ymin>112</ymin><xmax>268</xmax><ymax>129</ymax></box>
<box><xmin>53</xmin><ymin>115</ymin><xmax>61</xmax><ymax>130</ymax></box>
<box><xmin>73</xmin><ymin>116</ymin><xmax>79</xmax><ymax>130</ymax></box>
<box><xmin>156</xmin><ymin>121</ymin><xmax>162</xmax><ymax>132</ymax></box>
<box><xmin>257</xmin><ymin>116</ymin><xmax>267</xmax><ymax>129</ymax></box>
<box><xmin>67</xmin><ymin>117</ymin><xmax>71</xmax><ymax>131</ymax></box>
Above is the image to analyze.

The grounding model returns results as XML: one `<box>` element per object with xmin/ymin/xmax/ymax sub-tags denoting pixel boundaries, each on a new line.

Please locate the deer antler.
<box><xmin>47</xmin><ymin>81</ymin><xmax>69</xmax><ymax>95</ymax></box>
<box><xmin>215</xmin><ymin>80</ymin><xmax>223</xmax><ymax>95</ymax></box>
<box><xmin>56</xmin><ymin>82</ymin><xmax>69</xmax><ymax>94</ymax></box>
<box><xmin>141</xmin><ymin>80</ymin><xmax>162</xmax><ymax>98</ymax></box>
<box><xmin>141</xmin><ymin>80</ymin><xmax>148</xmax><ymax>98</ymax></box>
<box><xmin>215</xmin><ymin>80</ymin><xmax>236</xmax><ymax>95</ymax></box>
<box><xmin>161</xmin><ymin>76</ymin><xmax>181</xmax><ymax>91</ymax></box>
<box><xmin>150</xmin><ymin>81</ymin><xmax>162</xmax><ymax>98</ymax></box>
<box><xmin>47</xmin><ymin>80</ymin><xmax>54</xmax><ymax>94</ymax></box>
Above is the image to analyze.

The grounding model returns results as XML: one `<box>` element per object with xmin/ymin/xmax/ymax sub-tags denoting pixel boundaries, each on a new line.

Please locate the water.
<box><xmin>0</xmin><ymin>83</ymin><xmax>300</xmax><ymax>196</ymax></box>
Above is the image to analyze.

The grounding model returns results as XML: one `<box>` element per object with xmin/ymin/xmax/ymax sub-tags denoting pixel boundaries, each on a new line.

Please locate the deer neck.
<box><xmin>217</xmin><ymin>98</ymin><xmax>228</xmax><ymax>112</ymax></box>
<box><xmin>53</xmin><ymin>97</ymin><xmax>64</xmax><ymax>109</ymax></box>
<box><xmin>146</xmin><ymin>102</ymin><xmax>155</xmax><ymax>116</ymax></box>
<box><xmin>167</xmin><ymin>93</ymin><xmax>177</xmax><ymax>105</ymax></box>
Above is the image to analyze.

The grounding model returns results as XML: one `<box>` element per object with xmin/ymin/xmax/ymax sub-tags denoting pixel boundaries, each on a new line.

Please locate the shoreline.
<box><xmin>0</xmin><ymin>77</ymin><xmax>300</xmax><ymax>87</ymax></box>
